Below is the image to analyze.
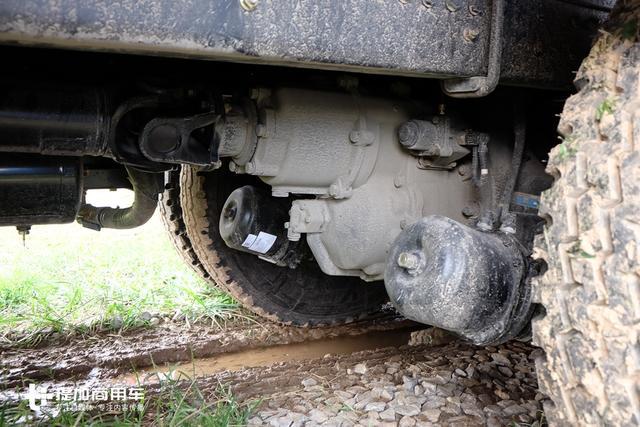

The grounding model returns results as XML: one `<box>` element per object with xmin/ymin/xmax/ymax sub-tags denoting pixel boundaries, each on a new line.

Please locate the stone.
<box><xmin>446</xmin><ymin>415</ymin><xmax>476</xmax><ymax>426</ymax></box>
<box><xmin>367</xmin><ymin>411</ymin><xmax>380</xmax><ymax>421</ymax></box>
<box><xmin>353</xmin><ymin>393</ymin><xmax>374</xmax><ymax>410</ymax></box>
<box><xmin>269</xmin><ymin>416</ymin><xmax>293</xmax><ymax>427</ymax></box>
<box><xmin>380</xmin><ymin>408</ymin><xmax>397</xmax><ymax>421</ymax></box>
<box><xmin>517</xmin><ymin>414</ymin><xmax>534</xmax><ymax>423</ymax></box>
<box><xmin>496</xmin><ymin>399</ymin><xmax>517</xmax><ymax>409</ymax></box>
<box><xmin>343</xmin><ymin>397</ymin><xmax>356</xmax><ymax>408</ymax></box>
<box><xmin>302</xmin><ymin>378</ymin><xmax>318</xmax><ymax>387</ymax></box>
<box><xmin>483</xmin><ymin>405</ymin><xmax>503</xmax><ymax>417</ymax></box>
<box><xmin>419</xmin><ymin>380</ymin><xmax>436</xmax><ymax>393</ymax></box>
<box><xmin>421</xmin><ymin>409</ymin><xmax>441</xmax><ymax>422</ymax></box>
<box><xmin>247</xmin><ymin>416</ymin><xmax>263</xmax><ymax>426</ymax></box>
<box><xmin>498</xmin><ymin>366</ymin><xmax>514</xmax><ymax>377</ymax></box>
<box><xmin>465</xmin><ymin>366</ymin><xmax>475</xmax><ymax>378</ymax></box>
<box><xmin>490</xmin><ymin>353</ymin><xmax>511</xmax><ymax>366</ymax></box>
<box><xmin>399</xmin><ymin>416</ymin><xmax>416</xmax><ymax>427</ymax></box>
<box><xmin>353</xmin><ymin>363</ymin><xmax>367</xmax><ymax>374</ymax></box>
<box><xmin>503</xmin><ymin>404</ymin><xmax>528</xmax><ymax>416</ymax></box>
<box><xmin>394</xmin><ymin>404</ymin><xmax>420</xmax><ymax>417</ymax></box>
<box><xmin>308</xmin><ymin>409</ymin><xmax>329</xmax><ymax>423</ymax></box>
<box><xmin>442</xmin><ymin>403</ymin><xmax>462</xmax><ymax>416</ymax></box>
<box><xmin>494</xmin><ymin>389</ymin><xmax>510</xmax><ymax>400</ymax></box>
<box><xmin>414</xmin><ymin>385</ymin><xmax>424</xmax><ymax>395</ymax></box>
<box><xmin>454</xmin><ymin>368</ymin><xmax>467</xmax><ymax>377</ymax></box>
<box><xmin>477</xmin><ymin>394</ymin><xmax>493</xmax><ymax>406</ymax></box>
<box><xmin>372</xmin><ymin>387</ymin><xmax>394</xmax><ymax>402</ymax></box>
<box><xmin>355</xmin><ymin>391</ymin><xmax>373</xmax><ymax>403</ymax></box>
<box><xmin>435</xmin><ymin>383</ymin><xmax>456</xmax><ymax>397</ymax></box>
<box><xmin>364</xmin><ymin>401</ymin><xmax>386</xmax><ymax>412</ymax></box>
<box><xmin>421</xmin><ymin>396</ymin><xmax>446</xmax><ymax>410</ymax></box>
<box><xmin>334</xmin><ymin>390</ymin><xmax>353</xmax><ymax>400</ymax></box>
<box><xmin>403</xmin><ymin>376</ymin><xmax>418</xmax><ymax>391</ymax></box>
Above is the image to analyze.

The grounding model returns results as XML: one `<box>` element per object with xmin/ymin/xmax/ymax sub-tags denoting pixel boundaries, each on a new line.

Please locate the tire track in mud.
<box><xmin>138</xmin><ymin>336</ymin><xmax>543</xmax><ymax>426</ymax></box>
<box><xmin>1</xmin><ymin>318</ymin><xmax>544</xmax><ymax>426</ymax></box>
<box><xmin>0</xmin><ymin>315</ymin><xmax>414</xmax><ymax>386</ymax></box>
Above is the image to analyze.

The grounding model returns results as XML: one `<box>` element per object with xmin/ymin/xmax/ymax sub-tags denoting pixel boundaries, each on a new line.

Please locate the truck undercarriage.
<box><xmin>3</xmin><ymin>0</ymin><xmax>640</xmax><ymax>424</ymax></box>
<box><xmin>0</xmin><ymin>0</ymin><xmax>611</xmax><ymax>341</ymax></box>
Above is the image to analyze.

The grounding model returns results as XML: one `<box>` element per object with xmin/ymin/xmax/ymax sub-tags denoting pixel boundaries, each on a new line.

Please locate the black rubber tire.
<box><xmin>159</xmin><ymin>168</ymin><xmax>212</xmax><ymax>281</ymax></box>
<box><xmin>178</xmin><ymin>165</ymin><xmax>389</xmax><ymax>326</ymax></box>
<box><xmin>532</xmin><ymin>3</ymin><xmax>640</xmax><ymax>425</ymax></box>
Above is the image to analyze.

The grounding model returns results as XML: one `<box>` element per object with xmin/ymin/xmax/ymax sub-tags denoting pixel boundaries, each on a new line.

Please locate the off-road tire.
<box><xmin>159</xmin><ymin>168</ymin><xmax>211</xmax><ymax>281</ymax></box>
<box><xmin>532</xmin><ymin>2</ymin><xmax>640</xmax><ymax>425</ymax></box>
<box><xmin>178</xmin><ymin>165</ymin><xmax>389</xmax><ymax>326</ymax></box>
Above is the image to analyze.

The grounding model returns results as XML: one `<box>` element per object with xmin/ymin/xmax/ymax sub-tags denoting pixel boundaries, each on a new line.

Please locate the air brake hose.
<box><xmin>498</xmin><ymin>103</ymin><xmax>527</xmax><ymax>233</ymax></box>
<box><xmin>77</xmin><ymin>166</ymin><xmax>163</xmax><ymax>230</ymax></box>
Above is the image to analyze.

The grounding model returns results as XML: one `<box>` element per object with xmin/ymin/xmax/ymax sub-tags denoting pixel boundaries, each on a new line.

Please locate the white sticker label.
<box><xmin>242</xmin><ymin>234</ymin><xmax>258</xmax><ymax>248</ymax></box>
<box><xmin>241</xmin><ymin>231</ymin><xmax>277</xmax><ymax>254</ymax></box>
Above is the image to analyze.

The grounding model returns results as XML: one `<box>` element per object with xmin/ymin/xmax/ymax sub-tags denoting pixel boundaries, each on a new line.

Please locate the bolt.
<box><xmin>349</xmin><ymin>130</ymin><xmax>361</xmax><ymax>143</ymax></box>
<box><xmin>255</xmin><ymin>124</ymin><xmax>267</xmax><ymax>137</ymax></box>
<box><xmin>421</xmin><ymin>0</ymin><xmax>433</xmax><ymax>8</ymax></box>
<box><xmin>468</xmin><ymin>5</ymin><xmax>481</xmax><ymax>16</ymax></box>
<box><xmin>245</xmin><ymin>162</ymin><xmax>256</xmax><ymax>174</ymax></box>
<box><xmin>445</xmin><ymin>0</ymin><xmax>460</xmax><ymax>12</ymax></box>
<box><xmin>16</xmin><ymin>225</ymin><xmax>30</xmax><ymax>246</ymax></box>
<box><xmin>397</xmin><ymin>252</ymin><xmax>421</xmax><ymax>270</ymax></box>
<box><xmin>240</xmin><ymin>0</ymin><xmax>258</xmax><ymax>11</ymax></box>
<box><xmin>463</xmin><ymin>28</ymin><xmax>480</xmax><ymax>42</ymax></box>
<box><xmin>398</xmin><ymin>121</ymin><xmax>419</xmax><ymax>147</ymax></box>
<box><xmin>462</xmin><ymin>206</ymin><xmax>477</xmax><ymax>218</ymax></box>
<box><xmin>328</xmin><ymin>184</ymin><xmax>338</xmax><ymax>197</ymax></box>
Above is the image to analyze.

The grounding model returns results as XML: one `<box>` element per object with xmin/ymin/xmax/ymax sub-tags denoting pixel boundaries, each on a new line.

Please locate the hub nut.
<box><xmin>397</xmin><ymin>252</ymin><xmax>421</xmax><ymax>271</ymax></box>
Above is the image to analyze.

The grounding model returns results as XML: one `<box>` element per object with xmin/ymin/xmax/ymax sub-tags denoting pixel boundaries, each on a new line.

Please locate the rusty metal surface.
<box><xmin>0</xmin><ymin>0</ymin><xmax>611</xmax><ymax>89</ymax></box>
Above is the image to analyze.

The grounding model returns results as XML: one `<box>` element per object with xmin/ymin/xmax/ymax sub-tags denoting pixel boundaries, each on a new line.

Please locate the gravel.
<box><xmin>245</xmin><ymin>340</ymin><xmax>543</xmax><ymax>426</ymax></box>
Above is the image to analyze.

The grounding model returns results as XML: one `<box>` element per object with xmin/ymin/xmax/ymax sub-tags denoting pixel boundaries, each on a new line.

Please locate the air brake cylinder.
<box><xmin>384</xmin><ymin>215</ymin><xmax>533</xmax><ymax>345</ymax></box>
<box><xmin>219</xmin><ymin>185</ymin><xmax>302</xmax><ymax>267</ymax></box>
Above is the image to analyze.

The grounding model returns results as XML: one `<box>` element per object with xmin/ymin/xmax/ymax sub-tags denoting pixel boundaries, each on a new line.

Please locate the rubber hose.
<box><xmin>78</xmin><ymin>166</ymin><xmax>161</xmax><ymax>230</ymax></box>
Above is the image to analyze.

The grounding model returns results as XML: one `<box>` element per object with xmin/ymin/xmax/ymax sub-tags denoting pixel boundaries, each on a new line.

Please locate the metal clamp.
<box><xmin>442</xmin><ymin>0</ymin><xmax>505</xmax><ymax>98</ymax></box>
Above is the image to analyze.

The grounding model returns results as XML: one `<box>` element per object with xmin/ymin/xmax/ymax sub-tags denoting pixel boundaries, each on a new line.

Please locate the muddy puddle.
<box><xmin>1</xmin><ymin>314</ymin><xmax>418</xmax><ymax>387</ymax></box>
<box><xmin>118</xmin><ymin>328</ymin><xmax>415</xmax><ymax>385</ymax></box>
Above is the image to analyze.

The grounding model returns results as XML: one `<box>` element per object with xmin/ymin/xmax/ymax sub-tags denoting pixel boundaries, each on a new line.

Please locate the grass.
<box><xmin>0</xmin><ymin>189</ymin><xmax>245</xmax><ymax>345</ymax></box>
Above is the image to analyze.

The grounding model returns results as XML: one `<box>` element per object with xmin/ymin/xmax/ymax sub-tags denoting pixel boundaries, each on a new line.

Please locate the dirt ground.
<box><xmin>1</xmin><ymin>315</ymin><xmax>544</xmax><ymax>426</ymax></box>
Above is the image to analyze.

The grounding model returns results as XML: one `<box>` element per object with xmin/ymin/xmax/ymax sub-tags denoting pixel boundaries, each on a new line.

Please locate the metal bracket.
<box><xmin>442</xmin><ymin>0</ymin><xmax>505</xmax><ymax>98</ymax></box>
<box><xmin>139</xmin><ymin>112</ymin><xmax>221</xmax><ymax>167</ymax></box>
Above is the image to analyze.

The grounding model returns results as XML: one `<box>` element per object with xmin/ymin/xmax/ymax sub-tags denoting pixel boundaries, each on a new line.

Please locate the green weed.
<box><xmin>0</xmin><ymin>199</ymin><xmax>247</xmax><ymax>345</ymax></box>
<box><xmin>596</xmin><ymin>98</ymin><xmax>615</xmax><ymax>121</ymax></box>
